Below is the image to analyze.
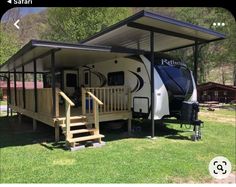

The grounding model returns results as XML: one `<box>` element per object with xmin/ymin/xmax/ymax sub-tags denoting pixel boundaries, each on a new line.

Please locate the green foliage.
<box><xmin>42</xmin><ymin>8</ymin><xmax>132</xmax><ymax>42</ymax></box>
<box><xmin>0</xmin><ymin>25</ymin><xmax>20</xmax><ymax>65</ymax></box>
<box><xmin>165</xmin><ymin>8</ymin><xmax>236</xmax><ymax>84</ymax></box>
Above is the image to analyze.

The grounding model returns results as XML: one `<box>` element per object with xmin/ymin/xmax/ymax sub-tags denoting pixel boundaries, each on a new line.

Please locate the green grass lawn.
<box><xmin>0</xmin><ymin>109</ymin><xmax>235</xmax><ymax>183</ymax></box>
<box><xmin>0</xmin><ymin>101</ymin><xmax>8</xmax><ymax>117</ymax></box>
<box><xmin>0</xmin><ymin>100</ymin><xmax>7</xmax><ymax>106</ymax></box>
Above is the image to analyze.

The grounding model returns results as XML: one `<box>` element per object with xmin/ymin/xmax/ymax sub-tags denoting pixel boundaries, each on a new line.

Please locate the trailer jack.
<box><xmin>191</xmin><ymin>120</ymin><xmax>204</xmax><ymax>141</ymax></box>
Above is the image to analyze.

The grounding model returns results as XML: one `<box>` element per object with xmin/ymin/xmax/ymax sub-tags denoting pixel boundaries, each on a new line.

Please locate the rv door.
<box><xmin>63</xmin><ymin>70</ymin><xmax>78</xmax><ymax>97</ymax></box>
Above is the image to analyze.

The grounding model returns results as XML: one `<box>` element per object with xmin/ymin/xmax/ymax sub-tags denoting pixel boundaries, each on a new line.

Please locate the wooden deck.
<box><xmin>8</xmin><ymin>86</ymin><xmax>132</xmax><ymax>147</ymax></box>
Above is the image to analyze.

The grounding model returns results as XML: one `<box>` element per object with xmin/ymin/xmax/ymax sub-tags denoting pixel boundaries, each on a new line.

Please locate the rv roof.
<box><xmin>81</xmin><ymin>10</ymin><xmax>226</xmax><ymax>52</ymax></box>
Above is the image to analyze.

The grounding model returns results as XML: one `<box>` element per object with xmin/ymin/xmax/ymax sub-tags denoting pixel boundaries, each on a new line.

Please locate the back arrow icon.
<box><xmin>14</xmin><ymin>19</ymin><xmax>20</xmax><ymax>30</ymax></box>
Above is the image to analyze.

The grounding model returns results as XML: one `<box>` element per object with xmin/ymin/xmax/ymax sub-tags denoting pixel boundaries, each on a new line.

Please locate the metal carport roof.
<box><xmin>81</xmin><ymin>10</ymin><xmax>226</xmax><ymax>52</ymax></box>
<box><xmin>0</xmin><ymin>10</ymin><xmax>226</xmax><ymax>72</ymax></box>
<box><xmin>0</xmin><ymin>40</ymin><xmax>134</xmax><ymax>72</ymax></box>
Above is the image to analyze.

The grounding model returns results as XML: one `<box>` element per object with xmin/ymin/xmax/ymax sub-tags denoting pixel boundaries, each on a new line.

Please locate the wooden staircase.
<box><xmin>58</xmin><ymin>116</ymin><xmax>104</xmax><ymax>148</ymax></box>
<box><xmin>57</xmin><ymin>91</ymin><xmax>105</xmax><ymax>150</ymax></box>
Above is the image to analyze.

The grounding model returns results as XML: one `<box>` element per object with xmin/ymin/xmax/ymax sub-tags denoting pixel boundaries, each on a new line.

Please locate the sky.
<box><xmin>19</xmin><ymin>7</ymin><xmax>47</xmax><ymax>16</ymax></box>
<box><xmin>1</xmin><ymin>7</ymin><xmax>47</xmax><ymax>22</ymax></box>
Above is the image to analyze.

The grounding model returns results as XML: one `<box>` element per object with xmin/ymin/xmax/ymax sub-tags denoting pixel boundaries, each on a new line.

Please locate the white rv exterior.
<box><xmin>77</xmin><ymin>54</ymin><xmax>197</xmax><ymax>120</ymax></box>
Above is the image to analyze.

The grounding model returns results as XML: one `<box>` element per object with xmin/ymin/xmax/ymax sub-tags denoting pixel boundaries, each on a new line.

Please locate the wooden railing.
<box><xmin>82</xmin><ymin>86</ymin><xmax>131</xmax><ymax>114</ymax></box>
<box><xmin>58</xmin><ymin>90</ymin><xmax>75</xmax><ymax>139</ymax></box>
<box><xmin>86</xmin><ymin>91</ymin><xmax>103</xmax><ymax>130</ymax></box>
<box><xmin>10</xmin><ymin>88</ymin><xmax>59</xmax><ymax>117</ymax></box>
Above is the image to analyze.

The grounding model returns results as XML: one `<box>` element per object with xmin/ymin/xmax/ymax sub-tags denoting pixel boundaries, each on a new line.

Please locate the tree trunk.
<box><xmin>199</xmin><ymin>61</ymin><xmax>205</xmax><ymax>84</ymax></box>
<box><xmin>221</xmin><ymin>64</ymin><xmax>225</xmax><ymax>85</ymax></box>
<box><xmin>234</xmin><ymin>62</ymin><xmax>236</xmax><ymax>86</ymax></box>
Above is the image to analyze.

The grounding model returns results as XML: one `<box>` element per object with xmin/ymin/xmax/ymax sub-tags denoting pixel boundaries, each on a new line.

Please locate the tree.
<box><xmin>0</xmin><ymin>25</ymin><xmax>20</xmax><ymax>65</ymax></box>
<box><xmin>0</xmin><ymin>8</ymin><xmax>47</xmax><ymax>65</ymax></box>
<box><xmin>42</xmin><ymin>8</ymin><xmax>132</xmax><ymax>43</ymax></box>
<box><xmin>161</xmin><ymin>7</ymin><xmax>236</xmax><ymax>85</ymax></box>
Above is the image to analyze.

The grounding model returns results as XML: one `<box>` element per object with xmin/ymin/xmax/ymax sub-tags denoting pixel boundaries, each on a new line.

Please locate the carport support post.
<box><xmin>194</xmin><ymin>41</ymin><xmax>198</xmax><ymax>84</ymax></box>
<box><xmin>33</xmin><ymin>60</ymin><xmax>38</xmax><ymax>131</ymax></box>
<box><xmin>51</xmin><ymin>51</ymin><xmax>56</xmax><ymax>118</ymax></box>
<box><xmin>14</xmin><ymin>68</ymin><xmax>21</xmax><ymax>121</ymax></box>
<box><xmin>7</xmin><ymin>71</ymin><xmax>11</xmax><ymax>116</ymax></box>
<box><xmin>22</xmin><ymin>65</ymin><xmax>26</xmax><ymax>109</ymax></box>
<box><xmin>13</xmin><ymin>68</ymin><xmax>17</xmax><ymax>106</ymax></box>
<box><xmin>51</xmin><ymin>51</ymin><xmax>59</xmax><ymax>142</ymax></box>
<box><xmin>150</xmin><ymin>31</ymin><xmax>155</xmax><ymax>138</ymax></box>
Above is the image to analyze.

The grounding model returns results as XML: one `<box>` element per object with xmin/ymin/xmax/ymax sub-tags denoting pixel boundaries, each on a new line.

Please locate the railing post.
<box><xmin>65</xmin><ymin>101</ymin><xmax>71</xmax><ymax>140</ymax></box>
<box><xmin>127</xmin><ymin>87</ymin><xmax>132</xmax><ymax>135</ymax></box>
<box><xmin>93</xmin><ymin>100</ymin><xmax>99</xmax><ymax>130</ymax></box>
<box><xmin>127</xmin><ymin>87</ymin><xmax>131</xmax><ymax>111</ymax></box>
<box><xmin>82</xmin><ymin>87</ymin><xmax>86</xmax><ymax>115</ymax></box>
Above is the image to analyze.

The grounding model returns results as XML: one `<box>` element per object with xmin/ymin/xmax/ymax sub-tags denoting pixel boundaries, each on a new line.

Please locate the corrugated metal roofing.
<box><xmin>82</xmin><ymin>10</ymin><xmax>225</xmax><ymax>52</ymax></box>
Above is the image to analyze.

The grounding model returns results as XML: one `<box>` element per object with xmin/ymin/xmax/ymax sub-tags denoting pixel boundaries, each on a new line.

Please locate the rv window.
<box><xmin>66</xmin><ymin>73</ymin><xmax>77</xmax><ymax>87</ymax></box>
<box><xmin>107</xmin><ymin>71</ymin><xmax>124</xmax><ymax>86</ymax></box>
<box><xmin>155</xmin><ymin>65</ymin><xmax>193</xmax><ymax>95</ymax></box>
<box><xmin>84</xmin><ymin>72</ymin><xmax>89</xmax><ymax>85</ymax></box>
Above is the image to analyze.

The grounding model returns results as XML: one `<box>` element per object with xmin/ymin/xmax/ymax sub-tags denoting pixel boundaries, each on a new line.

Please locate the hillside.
<box><xmin>207</xmin><ymin>64</ymin><xmax>234</xmax><ymax>85</ymax></box>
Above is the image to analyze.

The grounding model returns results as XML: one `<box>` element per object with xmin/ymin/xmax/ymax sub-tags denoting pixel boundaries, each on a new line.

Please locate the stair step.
<box><xmin>68</xmin><ymin>134</ymin><xmax>104</xmax><ymax>143</ymax></box>
<box><xmin>56</xmin><ymin>116</ymin><xmax>87</xmax><ymax>121</ymax></box>
<box><xmin>70</xmin><ymin>128</ymin><xmax>96</xmax><ymax>134</ymax></box>
<box><xmin>60</xmin><ymin>122</ymin><xmax>87</xmax><ymax>128</ymax></box>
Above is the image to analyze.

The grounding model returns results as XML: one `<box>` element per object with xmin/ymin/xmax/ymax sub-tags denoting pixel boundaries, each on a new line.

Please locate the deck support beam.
<box><xmin>33</xmin><ymin>119</ymin><xmax>37</xmax><ymax>131</ymax></box>
<box><xmin>55</xmin><ymin>122</ymin><xmax>60</xmax><ymax>142</ymax></box>
<box><xmin>128</xmin><ymin>118</ymin><xmax>132</xmax><ymax>135</ymax></box>
<box><xmin>18</xmin><ymin>113</ymin><xmax>22</xmax><ymax>124</ymax></box>
<box><xmin>194</xmin><ymin>41</ymin><xmax>199</xmax><ymax>84</ymax></box>
<box><xmin>150</xmin><ymin>31</ymin><xmax>155</xmax><ymax>138</ymax></box>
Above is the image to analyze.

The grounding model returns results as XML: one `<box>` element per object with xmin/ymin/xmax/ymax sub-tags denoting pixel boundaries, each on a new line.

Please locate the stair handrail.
<box><xmin>87</xmin><ymin>91</ymin><xmax>103</xmax><ymax>105</ymax></box>
<box><xmin>82</xmin><ymin>88</ymin><xmax>103</xmax><ymax>132</ymax></box>
<box><xmin>58</xmin><ymin>91</ymin><xmax>75</xmax><ymax>106</ymax></box>
<box><xmin>58</xmin><ymin>90</ymin><xmax>75</xmax><ymax>141</ymax></box>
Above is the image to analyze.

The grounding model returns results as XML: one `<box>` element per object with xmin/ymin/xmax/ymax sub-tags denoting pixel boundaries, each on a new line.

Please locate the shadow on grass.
<box><xmin>40</xmin><ymin>142</ymin><xmax>66</xmax><ymax>151</ymax></box>
<box><xmin>101</xmin><ymin>120</ymin><xmax>191</xmax><ymax>142</ymax></box>
<box><xmin>0</xmin><ymin>116</ymin><xmax>192</xmax><ymax>150</ymax></box>
<box><xmin>0</xmin><ymin>115</ymin><xmax>56</xmax><ymax>149</ymax></box>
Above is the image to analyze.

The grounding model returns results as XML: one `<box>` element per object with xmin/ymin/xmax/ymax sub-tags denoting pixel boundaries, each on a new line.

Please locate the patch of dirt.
<box><xmin>209</xmin><ymin>172</ymin><xmax>236</xmax><ymax>184</ymax></box>
<box><xmin>171</xmin><ymin>172</ymin><xmax>236</xmax><ymax>184</ymax></box>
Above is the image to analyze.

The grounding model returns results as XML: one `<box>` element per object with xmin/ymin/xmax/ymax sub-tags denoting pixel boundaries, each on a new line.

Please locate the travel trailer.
<box><xmin>43</xmin><ymin>52</ymin><xmax>201</xmax><ymax>140</ymax></box>
<box><xmin>0</xmin><ymin>10</ymin><xmax>225</xmax><ymax>149</ymax></box>
<box><xmin>43</xmin><ymin>52</ymin><xmax>197</xmax><ymax>119</ymax></box>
